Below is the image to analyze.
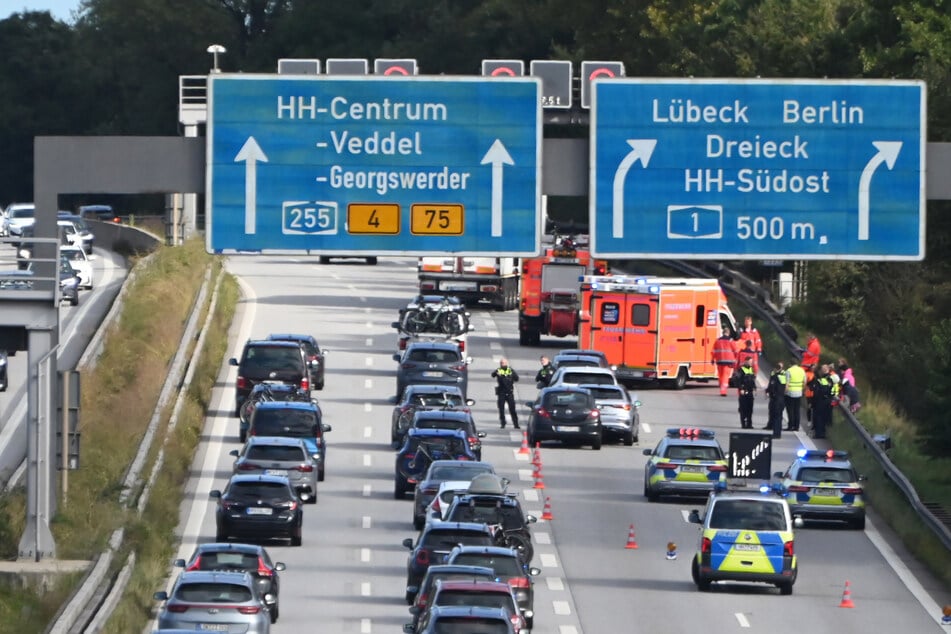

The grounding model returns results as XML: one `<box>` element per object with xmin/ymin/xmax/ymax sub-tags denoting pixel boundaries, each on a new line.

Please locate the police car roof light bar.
<box><xmin>666</xmin><ymin>427</ymin><xmax>715</xmax><ymax>439</ymax></box>
<box><xmin>797</xmin><ymin>449</ymin><xmax>850</xmax><ymax>461</ymax></box>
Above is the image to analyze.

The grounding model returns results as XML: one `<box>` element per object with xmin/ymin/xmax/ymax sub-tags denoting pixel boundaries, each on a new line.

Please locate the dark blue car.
<box><xmin>394</xmin><ymin>429</ymin><xmax>476</xmax><ymax>499</ymax></box>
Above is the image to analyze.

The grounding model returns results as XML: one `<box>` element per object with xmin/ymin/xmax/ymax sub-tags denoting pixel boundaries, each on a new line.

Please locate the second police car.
<box><xmin>642</xmin><ymin>428</ymin><xmax>728</xmax><ymax>501</ymax></box>
<box><xmin>774</xmin><ymin>449</ymin><xmax>867</xmax><ymax>530</ymax></box>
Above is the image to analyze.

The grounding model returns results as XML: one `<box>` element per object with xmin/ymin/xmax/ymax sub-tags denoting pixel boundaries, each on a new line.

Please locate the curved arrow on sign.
<box><xmin>234</xmin><ymin>137</ymin><xmax>269</xmax><ymax>235</ymax></box>
<box><xmin>612</xmin><ymin>139</ymin><xmax>657</xmax><ymax>238</ymax></box>
<box><xmin>481</xmin><ymin>139</ymin><xmax>514</xmax><ymax>237</ymax></box>
<box><xmin>858</xmin><ymin>141</ymin><xmax>902</xmax><ymax>241</ymax></box>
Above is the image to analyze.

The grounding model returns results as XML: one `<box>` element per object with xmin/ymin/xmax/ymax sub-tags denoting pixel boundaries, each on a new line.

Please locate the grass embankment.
<box><xmin>0</xmin><ymin>239</ymin><xmax>239</xmax><ymax>633</ymax></box>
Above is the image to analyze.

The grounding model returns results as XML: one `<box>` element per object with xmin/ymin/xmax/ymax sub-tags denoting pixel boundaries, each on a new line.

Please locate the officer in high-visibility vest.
<box><xmin>784</xmin><ymin>359</ymin><xmax>807</xmax><ymax>432</ymax></box>
<box><xmin>809</xmin><ymin>364</ymin><xmax>837</xmax><ymax>439</ymax></box>
<box><xmin>764</xmin><ymin>361</ymin><xmax>786</xmax><ymax>438</ymax></box>
<box><xmin>736</xmin><ymin>356</ymin><xmax>757</xmax><ymax>429</ymax></box>
<box><xmin>711</xmin><ymin>327</ymin><xmax>737</xmax><ymax>396</ymax></box>
<box><xmin>492</xmin><ymin>358</ymin><xmax>520</xmax><ymax>429</ymax></box>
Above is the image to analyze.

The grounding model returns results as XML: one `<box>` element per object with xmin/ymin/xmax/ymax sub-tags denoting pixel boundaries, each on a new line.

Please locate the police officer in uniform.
<box><xmin>809</xmin><ymin>364</ymin><xmax>837</xmax><ymax>439</ymax></box>
<box><xmin>764</xmin><ymin>361</ymin><xmax>786</xmax><ymax>438</ymax></box>
<box><xmin>492</xmin><ymin>358</ymin><xmax>520</xmax><ymax>429</ymax></box>
<box><xmin>535</xmin><ymin>356</ymin><xmax>554</xmax><ymax>388</ymax></box>
<box><xmin>736</xmin><ymin>356</ymin><xmax>757</xmax><ymax>429</ymax></box>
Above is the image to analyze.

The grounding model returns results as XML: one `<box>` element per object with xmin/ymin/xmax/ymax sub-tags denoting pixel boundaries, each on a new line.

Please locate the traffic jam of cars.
<box><xmin>152</xmin><ymin>278</ymin><xmax>873</xmax><ymax>632</ymax></box>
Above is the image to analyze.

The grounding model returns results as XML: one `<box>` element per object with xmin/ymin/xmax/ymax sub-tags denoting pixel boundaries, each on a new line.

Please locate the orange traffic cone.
<box><xmin>518</xmin><ymin>432</ymin><xmax>530</xmax><ymax>455</ymax></box>
<box><xmin>624</xmin><ymin>524</ymin><xmax>639</xmax><ymax>549</ymax></box>
<box><xmin>541</xmin><ymin>497</ymin><xmax>554</xmax><ymax>520</ymax></box>
<box><xmin>532</xmin><ymin>442</ymin><xmax>542</xmax><ymax>467</ymax></box>
<box><xmin>533</xmin><ymin>463</ymin><xmax>546</xmax><ymax>489</ymax></box>
<box><xmin>838</xmin><ymin>580</ymin><xmax>855</xmax><ymax>608</ymax></box>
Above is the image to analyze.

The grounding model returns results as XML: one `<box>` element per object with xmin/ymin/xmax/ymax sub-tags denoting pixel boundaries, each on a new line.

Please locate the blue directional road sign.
<box><xmin>590</xmin><ymin>79</ymin><xmax>925</xmax><ymax>260</ymax></box>
<box><xmin>207</xmin><ymin>74</ymin><xmax>541</xmax><ymax>255</ymax></box>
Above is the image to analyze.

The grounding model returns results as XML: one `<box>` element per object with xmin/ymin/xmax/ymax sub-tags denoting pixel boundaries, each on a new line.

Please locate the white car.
<box><xmin>61</xmin><ymin>245</ymin><xmax>93</xmax><ymax>289</ymax></box>
<box><xmin>57</xmin><ymin>214</ymin><xmax>95</xmax><ymax>254</ymax></box>
<box><xmin>547</xmin><ymin>365</ymin><xmax>620</xmax><ymax>388</ymax></box>
<box><xmin>4</xmin><ymin>203</ymin><xmax>35</xmax><ymax>237</ymax></box>
<box><xmin>426</xmin><ymin>480</ymin><xmax>479</xmax><ymax>522</ymax></box>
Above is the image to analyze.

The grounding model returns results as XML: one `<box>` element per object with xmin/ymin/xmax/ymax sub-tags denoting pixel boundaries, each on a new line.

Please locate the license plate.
<box><xmin>814</xmin><ymin>487</ymin><xmax>836</xmax><ymax>496</ymax></box>
<box><xmin>422</xmin><ymin>371</ymin><xmax>443</xmax><ymax>378</ymax></box>
<box><xmin>554</xmin><ymin>426</ymin><xmax>577</xmax><ymax>432</ymax></box>
<box><xmin>246</xmin><ymin>507</ymin><xmax>273</xmax><ymax>515</ymax></box>
<box><xmin>734</xmin><ymin>543</ymin><xmax>761</xmax><ymax>552</ymax></box>
<box><xmin>680</xmin><ymin>465</ymin><xmax>704</xmax><ymax>473</ymax></box>
<box><xmin>199</xmin><ymin>625</ymin><xmax>230</xmax><ymax>631</ymax></box>
<box><xmin>265</xmin><ymin>469</ymin><xmax>288</xmax><ymax>476</ymax></box>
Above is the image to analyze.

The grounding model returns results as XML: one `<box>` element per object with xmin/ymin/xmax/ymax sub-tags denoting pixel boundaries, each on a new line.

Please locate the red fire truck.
<box><xmin>518</xmin><ymin>236</ymin><xmax>608</xmax><ymax>346</ymax></box>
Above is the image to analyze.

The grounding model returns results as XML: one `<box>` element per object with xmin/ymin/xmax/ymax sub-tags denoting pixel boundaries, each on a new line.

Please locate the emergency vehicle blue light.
<box><xmin>796</xmin><ymin>448</ymin><xmax>809</xmax><ymax>458</ymax></box>
<box><xmin>759</xmin><ymin>483</ymin><xmax>771</xmax><ymax>494</ymax></box>
<box><xmin>634</xmin><ymin>277</ymin><xmax>647</xmax><ymax>284</ymax></box>
<box><xmin>648</xmin><ymin>285</ymin><xmax>660</xmax><ymax>294</ymax></box>
<box><xmin>800</xmin><ymin>449</ymin><xmax>850</xmax><ymax>461</ymax></box>
<box><xmin>714</xmin><ymin>480</ymin><xmax>728</xmax><ymax>492</ymax></box>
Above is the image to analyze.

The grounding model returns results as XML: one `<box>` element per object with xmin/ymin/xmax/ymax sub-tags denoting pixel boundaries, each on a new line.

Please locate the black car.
<box><xmin>406</xmin><ymin>564</ymin><xmax>497</xmax><ymax>631</ymax></box>
<box><xmin>266</xmin><ymin>333</ymin><xmax>326</xmax><ymax>390</ymax></box>
<box><xmin>210</xmin><ymin>474</ymin><xmax>304</xmax><ymax>546</ymax></box>
<box><xmin>526</xmin><ymin>385</ymin><xmax>603</xmax><ymax>450</ymax></box>
<box><xmin>444</xmin><ymin>490</ymin><xmax>537</xmax><ymax>564</ymax></box>
<box><xmin>395</xmin><ymin>429</ymin><xmax>478</xmax><ymax>499</ymax></box>
<box><xmin>393</xmin><ymin>341</ymin><xmax>471</xmax><ymax>399</ymax></box>
<box><xmin>238</xmin><ymin>381</ymin><xmax>311</xmax><ymax>443</ymax></box>
<box><xmin>445</xmin><ymin>545</ymin><xmax>541</xmax><ymax>627</ymax></box>
<box><xmin>401</xmin><ymin>521</ymin><xmax>495</xmax><ymax>604</ymax></box>
<box><xmin>172</xmin><ymin>542</ymin><xmax>286</xmax><ymax>623</ymax></box>
<box><xmin>229</xmin><ymin>339</ymin><xmax>310</xmax><ymax>416</ymax></box>
<box><xmin>409</xmin><ymin>410</ymin><xmax>486</xmax><ymax>460</ymax></box>
<box><xmin>411</xmin><ymin>460</ymin><xmax>497</xmax><ymax>529</ymax></box>
<box><xmin>391</xmin><ymin>384</ymin><xmax>474</xmax><ymax>446</ymax></box>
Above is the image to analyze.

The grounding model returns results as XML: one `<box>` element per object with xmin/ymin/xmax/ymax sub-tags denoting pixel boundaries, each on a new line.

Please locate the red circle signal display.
<box><xmin>491</xmin><ymin>67</ymin><xmax>517</xmax><ymax>77</ymax></box>
<box><xmin>588</xmin><ymin>67</ymin><xmax>617</xmax><ymax>80</ymax></box>
<box><xmin>383</xmin><ymin>66</ymin><xmax>410</xmax><ymax>76</ymax></box>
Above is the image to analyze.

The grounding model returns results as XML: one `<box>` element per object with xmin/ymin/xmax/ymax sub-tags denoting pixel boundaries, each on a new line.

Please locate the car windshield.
<box><xmin>709</xmin><ymin>500</ymin><xmax>788</xmax><ymax>531</ymax></box>
<box><xmin>664</xmin><ymin>445</ymin><xmax>723</xmax><ymax>461</ymax></box>
<box><xmin>430</xmin><ymin>464</ymin><xmax>492</xmax><ymax>481</ymax></box>
<box><xmin>413</xmin><ymin>437</ymin><xmax>467</xmax><ymax>456</ymax></box>
<box><xmin>193</xmin><ymin>552</ymin><xmax>259</xmax><ymax>571</ymax></box>
<box><xmin>245</xmin><ymin>445</ymin><xmax>306</xmax><ymax>461</ymax></box>
<box><xmin>174</xmin><ymin>582</ymin><xmax>253</xmax><ymax>603</ymax></box>
<box><xmin>244</xmin><ymin>346</ymin><xmax>301</xmax><ymax>368</ymax></box>
<box><xmin>227</xmin><ymin>481</ymin><xmax>292</xmax><ymax>499</ymax></box>
<box><xmin>451</xmin><ymin>554</ymin><xmax>522</xmax><ymax>577</ymax></box>
<box><xmin>543</xmin><ymin>392</ymin><xmax>591</xmax><ymax>409</ymax></box>
<box><xmin>433</xmin><ymin>620</ymin><xmax>509</xmax><ymax>634</ymax></box>
<box><xmin>252</xmin><ymin>409</ymin><xmax>317</xmax><ymax>437</ymax></box>
<box><xmin>562</xmin><ymin>372</ymin><xmax>612</xmax><ymax>384</ymax></box>
<box><xmin>408</xmin><ymin>349</ymin><xmax>461</xmax><ymax>363</ymax></box>
<box><xmin>796</xmin><ymin>467</ymin><xmax>855</xmax><ymax>483</ymax></box>
<box><xmin>422</xmin><ymin>531</ymin><xmax>493</xmax><ymax>549</ymax></box>
<box><xmin>417</xmin><ymin>419</ymin><xmax>468</xmax><ymax>431</ymax></box>
<box><xmin>587</xmin><ymin>386</ymin><xmax>625</xmax><ymax>400</ymax></box>
<box><xmin>10</xmin><ymin>209</ymin><xmax>33</xmax><ymax>219</ymax></box>
<box><xmin>436</xmin><ymin>591</ymin><xmax>511</xmax><ymax>609</ymax></box>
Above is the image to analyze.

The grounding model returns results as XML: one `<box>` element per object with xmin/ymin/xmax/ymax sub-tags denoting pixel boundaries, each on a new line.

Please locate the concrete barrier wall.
<box><xmin>85</xmin><ymin>219</ymin><xmax>163</xmax><ymax>254</ymax></box>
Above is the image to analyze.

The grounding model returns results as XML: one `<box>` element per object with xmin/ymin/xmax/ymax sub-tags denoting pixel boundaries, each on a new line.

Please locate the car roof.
<box><xmin>434</xmin><ymin>579</ymin><xmax>513</xmax><ymax>593</ymax></box>
<box><xmin>254</xmin><ymin>400</ymin><xmax>318</xmax><ymax>412</ymax></box>
<box><xmin>407</xmin><ymin>428</ymin><xmax>469</xmax><ymax>439</ymax></box>
<box><xmin>427</xmin><ymin>605</ymin><xmax>512</xmax><ymax>620</ymax></box>
<box><xmin>174</xmin><ymin>570</ymin><xmax>255</xmax><ymax>585</ymax></box>
<box><xmin>227</xmin><ymin>473</ymin><xmax>292</xmax><ymax>486</ymax></box>
<box><xmin>243</xmin><ymin>436</ymin><xmax>309</xmax><ymax>448</ymax></box>
<box><xmin>424</xmin><ymin>520</ymin><xmax>493</xmax><ymax>533</ymax></box>
<box><xmin>405</xmin><ymin>341</ymin><xmax>463</xmax><ymax>351</ymax></box>
<box><xmin>538</xmin><ymin>385</ymin><xmax>592</xmax><ymax>396</ymax></box>
<box><xmin>450</xmin><ymin>545</ymin><xmax>521</xmax><ymax>557</ymax></box>
<box><xmin>193</xmin><ymin>542</ymin><xmax>265</xmax><ymax>555</ymax></box>
<box><xmin>553</xmin><ymin>366</ymin><xmax>616</xmax><ymax>376</ymax></box>
<box><xmin>404</xmin><ymin>384</ymin><xmax>466</xmax><ymax>395</ymax></box>
<box><xmin>576</xmin><ymin>382</ymin><xmax>625</xmax><ymax>394</ymax></box>
<box><xmin>413</xmin><ymin>410</ymin><xmax>473</xmax><ymax>422</ymax></box>
<box><xmin>423</xmin><ymin>564</ymin><xmax>496</xmax><ymax>577</ymax></box>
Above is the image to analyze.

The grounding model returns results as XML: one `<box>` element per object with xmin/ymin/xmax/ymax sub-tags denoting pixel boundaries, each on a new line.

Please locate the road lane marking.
<box><xmin>523</xmin><ymin>489</ymin><xmax>538</xmax><ymax>502</ymax></box>
<box><xmin>362</xmin><ymin>515</ymin><xmax>371</xmax><ymax>529</ymax></box>
<box><xmin>553</xmin><ymin>600</ymin><xmax>571</xmax><ymax>615</ymax></box>
<box><xmin>535</xmin><ymin>532</ymin><xmax>551</xmax><ymax>545</ymax></box>
<box><xmin>361</xmin><ymin>548</ymin><xmax>370</xmax><ymax>563</ymax></box>
<box><xmin>641</xmin><ymin>422</ymin><xmax>652</xmax><ymax>434</ymax></box>
<box><xmin>559</xmin><ymin>627</ymin><xmax>578</xmax><ymax>634</ymax></box>
<box><xmin>363</xmin><ymin>454</ymin><xmax>371</xmax><ymax>467</ymax></box>
<box><xmin>363</xmin><ymin>426</ymin><xmax>373</xmax><ymax>438</ymax></box>
<box><xmin>365</xmin><ymin>337</ymin><xmax>372</xmax><ymax>347</ymax></box>
<box><xmin>362</xmin><ymin>484</ymin><xmax>371</xmax><ymax>497</ymax></box>
<box><xmin>361</xmin><ymin>582</ymin><xmax>371</xmax><ymax>596</ymax></box>
<box><xmin>735</xmin><ymin>613</ymin><xmax>750</xmax><ymax>628</ymax></box>
<box><xmin>364</xmin><ymin>378</ymin><xmax>372</xmax><ymax>389</ymax></box>
<box><xmin>546</xmin><ymin>576</ymin><xmax>564</xmax><ymax>591</ymax></box>
<box><xmin>540</xmin><ymin>553</ymin><xmax>558</xmax><ymax>568</ymax></box>
<box><xmin>518</xmin><ymin>468</ymin><xmax>533</xmax><ymax>481</ymax></box>
<box><xmin>365</xmin><ymin>356</ymin><xmax>373</xmax><ymax>366</ymax></box>
<box><xmin>364</xmin><ymin>402</ymin><xmax>372</xmax><ymax>412</ymax></box>
<box><xmin>361</xmin><ymin>618</ymin><xmax>371</xmax><ymax>633</ymax></box>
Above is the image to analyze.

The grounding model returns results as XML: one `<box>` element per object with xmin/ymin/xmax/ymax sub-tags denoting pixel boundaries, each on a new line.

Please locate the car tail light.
<box><xmin>842</xmin><ymin>487</ymin><xmax>863</xmax><ymax>495</ymax></box>
<box><xmin>468</xmin><ymin>436</ymin><xmax>479</xmax><ymax>446</ymax></box>
<box><xmin>166</xmin><ymin>604</ymin><xmax>189</xmax><ymax>613</ymax></box>
<box><xmin>655</xmin><ymin>462</ymin><xmax>678</xmax><ymax>470</ymax></box>
<box><xmin>257</xmin><ymin>558</ymin><xmax>273</xmax><ymax>577</ymax></box>
<box><xmin>430</xmin><ymin>498</ymin><xmax>441</xmax><ymax>514</ymax></box>
<box><xmin>708</xmin><ymin>465</ymin><xmax>727</xmax><ymax>472</ymax></box>
<box><xmin>301</xmin><ymin>377</ymin><xmax>309</xmax><ymax>391</ymax></box>
<box><xmin>507</xmin><ymin>577</ymin><xmax>530</xmax><ymax>588</ymax></box>
<box><xmin>236</xmin><ymin>376</ymin><xmax>248</xmax><ymax>390</ymax></box>
<box><xmin>297</xmin><ymin>464</ymin><xmax>314</xmax><ymax>472</ymax></box>
<box><xmin>787</xmin><ymin>485</ymin><xmax>809</xmax><ymax>492</ymax></box>
<box><xmin>186</xmin><ymin>556</ymin><xmax>201</xmax><ymax>571</ymax></box>
<box><xmin>236</xmin><ymin>463</ymin><xmax>262</xmax><ymax>471</ymax></box>
<box><xmin>403</xmin><ymin>453</ymin><xmax>416</xmax><ymax>460</ymax></box>
<box><xmin>417</xmin><ymin>593</ymin><xmax>429</xmax><ymax>609</ymax></box>
<box><xmin>220</xmin><ymin>500</ymin><xmax>240</xmax><ymax>510</ymax></box>
<box><xmin>415</xmin><ymin>549</ymin><xmax>430</xmax><ymax>566</ymax></box>
<box><xmin>421</xmin><ymin>485</ymin><xmax>438</xmax><ymax>495</ymax></box>
<box><xmin>399</xmin><ymin>339</ymin><xmax>408</xmax><ymax>351</ymax></box>
<box><xmin>408</xmin><ymin>477</ymin><xmax>420</xmax><ymax>484</ymax></box>
<box><xmin>237</xmin><ymin>605</ymin><xmax>262</xmax><ymax>615</ymax></box>
<box><xmin>283</xmin><ymin>501</ymin><xmax>299</xmax><ymax>511</ymax></box>
<box><xmin>784</xmin><ymin>540</ymin><xmax>795</xmax><ymax>557</ymax></box>
<box><xmin>588</xmin><ymin>410</ymin><xmax>600</xmax><ymax>419</ymax></box>
<box><xmin>401</xmin><ymin>362</ymin><xmax>418</xmax><ymax>370</ymax></box>
<box><xmin>620</xmin><ymin>403</ymin><xmax>632</xmax><ymax>411</ymax></box>
<box><xmin>450</xmin><ymin>364</ymin><xmax>466</xmax><ymax>372</ymax></box>
<box><xmin>701</xmin><ymin>537</ymin><xmax>712</xmax><ymax>554</ymax></box>
<box><xmin>537</xmin><ymin>408</ymin><xmax>551</xmax><ymax>419</ymax></box>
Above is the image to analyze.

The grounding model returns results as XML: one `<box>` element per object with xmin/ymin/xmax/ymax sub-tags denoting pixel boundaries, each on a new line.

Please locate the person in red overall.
<box><xmin>801</xmin><ymin>333</ymin><xmax>821</xmax><ymax>369</ymax></box>
<box><xmin>738</xmin><ymin>315</ymin><xmax>763</xmax><ymax>374</ymax></box>
<box><xmin>712</xmin><ymin>327</ymin><xmax>737</xmax><ymax>396</ymax></box>
<box><xmin>736</xmin><ymin>339</ymin><xmax>758</xmax><ymax>374</ymax></box>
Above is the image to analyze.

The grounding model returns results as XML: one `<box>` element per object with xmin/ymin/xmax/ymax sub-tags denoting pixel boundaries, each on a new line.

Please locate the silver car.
<box><xmin>229</xmin><ymin>436</ymin><xmax>318</xmax><ymax>503</ymax></box>
<box><xmin>578</xmin><ymin>383</ymin><xmax>640</xmax><ymax>445</ymax></box>
<box><xmin>154</xmin><ymin>570</ymin><xmax>272</xmax><ymax>633</ymax></box>
<box><xmin>4</xmin><ymin>203</ymin><xmax>34</xmax><ymax>237</ymax></box>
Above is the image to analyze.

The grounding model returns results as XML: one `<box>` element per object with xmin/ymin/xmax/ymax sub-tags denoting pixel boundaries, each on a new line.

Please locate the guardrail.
<box><xmin>0</xmin><ymin>237</ymin><xmax>64</xmax><ymax>304</ymax></box>
<box><xmin>653</xmin><ymin>258</ymin><xmax>951</xmax><ymax>553</ymax></box>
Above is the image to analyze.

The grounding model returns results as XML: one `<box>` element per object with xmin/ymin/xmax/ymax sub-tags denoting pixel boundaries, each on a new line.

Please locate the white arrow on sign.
<box><xmin>612</xmin><ymin>139</ymin><xmax>657</xmax><ymax>238</ymax></box>
<box><xmin>234</xmin><ymin>136</ymin><xmax>269</xmax><ymax>235</ymax></box>
<box><xmin>480</xmin><ymin>139</ymin><xmax>514</xmax><ymax>237</ymax></box>
<box><xmin>858</xmin><ymin>141</ymin><xmax>902</xmax><ymax>241</ymax></box>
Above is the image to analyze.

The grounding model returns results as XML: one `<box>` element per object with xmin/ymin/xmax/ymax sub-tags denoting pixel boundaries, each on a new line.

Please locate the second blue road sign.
<box><xmin>206</xmin><ymin>74</ymin><xmax>542</xmax><ymax>255</ymax></box>
<box><xmin>590</xmin><ymin>78</ymin><xmax>926</xmax><ymax>260</ymax></box>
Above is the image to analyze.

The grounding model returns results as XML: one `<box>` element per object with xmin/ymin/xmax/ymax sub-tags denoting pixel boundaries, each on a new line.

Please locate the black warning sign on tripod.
<box><xmin>728</xmin><ymin>433</ymin><xmax>772</xmax><ymax>479</ymax></box>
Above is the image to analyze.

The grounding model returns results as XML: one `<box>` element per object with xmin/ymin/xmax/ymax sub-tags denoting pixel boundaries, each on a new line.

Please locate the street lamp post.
<box><xmin>206</xmin><ymin>44</ymin><xmax>226</xmax><ymax>73</ymax></box>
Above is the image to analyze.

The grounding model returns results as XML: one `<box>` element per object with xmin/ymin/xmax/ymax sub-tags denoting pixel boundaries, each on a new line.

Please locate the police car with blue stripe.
<box><xmin>775</xmin><ymin>449</ymin><xmax>867</xmax><ymax>530</ymax></box>
<box><xmin>688</xmin><ymin>481</ymin><xmax>803</xmax><ymax>595</ymax></box>
<box><xmin>642</xmin><ymin>428</ymin><xmax>728</xmax><ymax>501</ymax></box>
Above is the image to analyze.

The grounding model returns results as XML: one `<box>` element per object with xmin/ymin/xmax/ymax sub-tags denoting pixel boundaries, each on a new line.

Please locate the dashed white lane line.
<box><xmin>735</xmin><ymin>613</ymin><xmax>751</xmax><ymax>628</ymax></box>
<box><xmin>546</xmin><ymin>576</ymin><xmax>564</xmax><ymax>591</ymax></box>
<box><xmin>534</xmin><ymin>532</ymin><xmax>551</xmax><ymax>545</ymax></box>
<box><xmin>523</xmin><ymin>489</ymin><xmax>539</xmax><ymax>502</ymax></box>
<box><xmin>361</xmin><ymin>582</ymin><xmax>371</xmax><ymax>596</ymax></box>
<box><xmin>364</xmin><ymin>402</ymin><xmax>372</xmax><ymax>412</ymax></box>
<box><xmin>680</xmin><ymin>509</ymin><xmax>692</xmax><ymax>523</ymax></box>
<box><xmin>539</xmin><ymin>553</ymin><xmax>558</xmax><ymax>568</ymax></box>
<box><xmin>362</xmin><ymin>484</ymin><xmax>371</xmax><ymax>497</ymax></box>
<box><xmin>559</xmin><ymin>627</ymin><xmax>579</xmax><ymax>634</ymax></box>
<box><xmin>641</xmin><ymin>422</ymin><xmax>652</xmax><ymax>434</ymax></box>
<box><xmin>361</xmin><ymin>618</ymin><xmax>372</xmax><ymax>633</ymax></box>
<box><xmin>514</xmin><ymin>450</ymin><xmax>530</xmax><ymax>461</ymax></box>
<box><xmin>518</xmin><ymin>468</ymin><xmax>533</xmax><ymax>482</ymax></box>
<box><xmin>364</xmin><ymin>378</ymin><xmax>372</xmax><ymax>389</ymax></box>
<box><xmin>365</xmin><ymin>356</ymin><xmax>373</xmax><ymax>366</ymax></box>
<box><xmin>553</xmin><ymin>600</ymin><xmax>571</xmax><ymax>615</ymax></box>
<box><xmin>360</xmin><ymin>548</ymin><xmax>371</xmax><ymax>563</ymax></box>
<box><xmin>363</xmin><ymin>454</ymin><xmax>371</xmax><ymax>467</ymax></box>
<box><xmin>489</xmin><ymin>342</ymin><xmax>502</xmax><ymax>352</ymax></box>
<box><xmin>365</xmin><ymin>338</ymin><xmax>372</xmax><ymax>347</ymax></box>
<box><xmin>362</xmin><ymin>515</ymin><xmax>371</xmax><ymax>529</ymax></box>
<box><xmin>363</xmin><ymin>426</ymin><xmax>373</xmax><ymax>438</ymax></box>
